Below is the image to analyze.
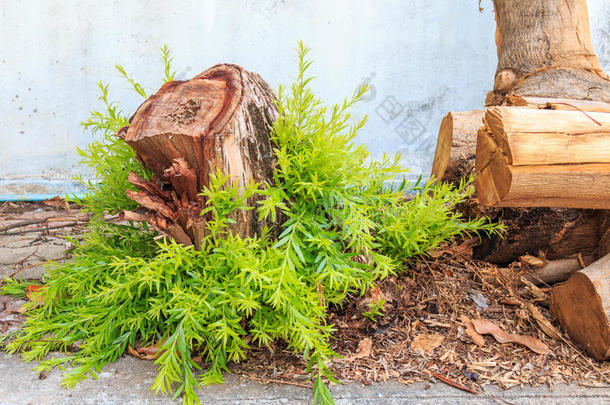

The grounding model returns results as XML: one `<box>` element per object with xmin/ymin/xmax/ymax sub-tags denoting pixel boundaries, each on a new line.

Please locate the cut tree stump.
<box><xmin>118</xmin><ymin>64</ymin><xmax>279</xmax><ymax>248</ymax></box>
<box><xmin>474</xmin><ymin>107</ymin><xmax>610</xmax><ymax>209</ymax></box>
<box><xmin>551</xmin><ymin>253</ymin><xmax>610</xmax><ymax>361</ymax></box>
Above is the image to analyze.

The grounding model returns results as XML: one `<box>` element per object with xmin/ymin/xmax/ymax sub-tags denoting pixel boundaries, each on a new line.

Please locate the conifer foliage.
<box><xmin>2</xmin><ymin>43</ymin><xmax>501</xmax><ymax>404</ymax></box>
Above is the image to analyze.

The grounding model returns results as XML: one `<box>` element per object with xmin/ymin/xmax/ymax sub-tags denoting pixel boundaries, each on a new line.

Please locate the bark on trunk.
<box><xmin>487</xmin><ymin>0</ymin><xmax>610</xmax><ymax>106</ymax></box>
<box><xmin>473</xmin><ymin>208</ymin><xmax>605</xmax><ymax>264</ymax></box>
<box><xmin>118</xmin><ymin>64</ymin><xmax>279</xmax><ymax>248</ymax></box>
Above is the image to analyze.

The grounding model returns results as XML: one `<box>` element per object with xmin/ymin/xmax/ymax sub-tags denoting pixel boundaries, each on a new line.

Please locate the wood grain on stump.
<box><xmin>118</xmin><ymin>64</ymin><xmax>279</xmax><ymax>248</ymax></box>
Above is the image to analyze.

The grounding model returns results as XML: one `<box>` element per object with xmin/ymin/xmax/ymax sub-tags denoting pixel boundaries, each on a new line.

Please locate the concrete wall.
<box><xmin>1</xmin><ymin>0</ymin><xmax>609</xmax><ymax>199</ymax></box>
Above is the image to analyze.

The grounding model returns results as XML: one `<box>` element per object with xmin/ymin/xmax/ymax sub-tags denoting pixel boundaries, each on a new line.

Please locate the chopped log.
<box><xmin>551</xmin><ymin>253</ymin><xmax>610</xmax><ymax>360</ymax></box>
<box><xmin>474</xmin><ymin>107</ymin><xmax>610</xmax><ymax>209</ymax></box>
<box><xmin>118</xmin><ymin>64</ymin><xmax>279</xmax><ymax>248</ymax></box>
<box><xmin>487</xmin><ymin>0</ymin><xmax>610</xmax><ymax>106</ymax></box>
<box><xmin>484</xmin><ymin>108</ymin><xmax>610</xmax><ymax>166</ymax></box>
<box><xmin>430</xmin><ymin>112</ymin><xmax>608</xmax><ymax>263</ymax></box>
<box><xmin>431</xmin><ymin>103</ymin><xmax>610</xmax><ymax>189</ymax></box>
<box><xmin>520</xmin><ymin>255</ymin><xmax>593</xmax><ymax>286</ymax></box>
<box><xmin>430</xmin><ymin>111</ymin><xmax>484</xmax><ymax>182</ymax></box>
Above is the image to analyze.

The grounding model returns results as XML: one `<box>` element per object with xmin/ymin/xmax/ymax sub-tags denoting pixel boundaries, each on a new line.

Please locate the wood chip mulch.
<box><xmin>232</xmin><ymin>245</ymin><xmax>610</xmax><ymax>394</ymax></box>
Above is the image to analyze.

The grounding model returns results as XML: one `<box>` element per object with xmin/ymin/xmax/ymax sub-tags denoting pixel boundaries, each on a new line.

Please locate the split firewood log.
<box><xmin>520</xmin><ymin>255</ymin><xmax>594</xmax><ymax>286</ymax></box>
<box><xmin>430</xmin><ymin>110</ymin><xmax>485</xmax><ymax>183</ymax></box>
<box><xmin>117</xmin><ymin>64</ymin><xmax>279</xmax><ymax>248</ymax></box>
<box><xmin>474</xmin><ymin>107</ymin><xmax>610</xmax><ymax>209</ymax></box>
<box><xmin>551</xmin><ymin>253</ymin><xmax>610</xmax><ymax>361</ymax></box>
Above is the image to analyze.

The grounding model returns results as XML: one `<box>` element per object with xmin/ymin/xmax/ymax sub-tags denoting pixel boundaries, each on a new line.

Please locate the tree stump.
<box><xmin>118</xmin><ymin>64</ymin><xmax>279</xmax><ymax>248</ymax></box>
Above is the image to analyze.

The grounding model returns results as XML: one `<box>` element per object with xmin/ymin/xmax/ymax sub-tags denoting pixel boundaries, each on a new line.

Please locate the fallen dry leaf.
<box><xmin>459</xmin><ymin>315</ymin><xmax>485</xmax><ymax>346</ymax></box>
<box><xmin>520</xmin><ymin>277</ymin><xmax>548</xmax><ymax>300</ymax></box>
<box><xmin>471</xmin><ymin>318</ymin><xmax>551</xmax><ymax>355</ymax></box>
<box><xmin>348</xmin><ymin>337</ymin><xmax>373</xmax><ymax>360</ymax></box>
<box><xmin>429</xmin><ymin>239</ymin><xmax>476</xmax><ymax>258</ymax></box>
<box><xmin>410</xmin><ymin>333</ymin><xmax>444</xmax><ymax>354</ymax></box>
<box><xmin>432</xmin><ymin>371</ymin><xmax>479</xmax><ymax>394</ymax></box>
<box><xmin>25</xmin><ymin>284</ymin><xmax>46</xmax><ymax>303</ymax></box>
<box><xmin>43</xmin><ymin>196</ymin><xmax>69</xmax><ymax>210</ymax></box>
<box><xmin>520</xmin><ymin>254</ymin><xmax>545</xmax><ymax>267</ymax></box>
<box><xmin>127</xmin><ymin>337</ymin><xmax>166</xmax><ymax>360</ymax></box>
<box><xmin>500</xmin><ymin>298</ymin><xmax>522</xmax><ymax>306</ymax></box>
<box><xmin>527</xmin><ymin>303</ymin><xmax>563</xmax><ymax>341</ymax></box>
<box><xmin>138</xmin><ymin>345</ymin><xmax>161</xmax><ymax>359</ymax></box>
<box><xmin>127</xmin><ymin>345</ymin><xmax>141</xmax><ymax>358</ymax></box>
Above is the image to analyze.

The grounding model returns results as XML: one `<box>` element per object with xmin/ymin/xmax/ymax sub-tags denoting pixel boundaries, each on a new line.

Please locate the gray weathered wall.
<box><xmin>1</xmin><ymin>0</ymin><xmax>609</xmax><ymax>199</ymax></box>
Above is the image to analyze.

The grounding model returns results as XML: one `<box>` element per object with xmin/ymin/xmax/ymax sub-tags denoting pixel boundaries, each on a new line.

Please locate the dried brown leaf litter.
<box><xmin>232</xmin><ymin>251</ymin><xmax>610</xmax><ymax>392</ymax></box>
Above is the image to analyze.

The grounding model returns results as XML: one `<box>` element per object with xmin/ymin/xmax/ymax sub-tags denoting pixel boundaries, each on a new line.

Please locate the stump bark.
<box><xmin>118</xmin><ymin>64</ymin><xmax>279</xmax><ymax>248</ymax></box>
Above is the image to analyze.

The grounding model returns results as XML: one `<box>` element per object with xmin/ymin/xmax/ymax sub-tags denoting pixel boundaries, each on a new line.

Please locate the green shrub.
<box><xmin>2</xmin><ymin>43</ymin><xmax>502</xmax><ymax>405</ymax></box>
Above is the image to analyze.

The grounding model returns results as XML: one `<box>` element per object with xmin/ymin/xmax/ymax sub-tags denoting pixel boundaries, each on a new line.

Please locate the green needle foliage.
<box><xmin>2</xmin><ymin>42</ymin><xmax>502</xmax><ymax>405</ymax></box>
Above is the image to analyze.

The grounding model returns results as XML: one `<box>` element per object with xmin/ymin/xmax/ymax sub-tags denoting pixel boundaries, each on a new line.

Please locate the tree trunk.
<box><xmin>551</xmin><ymin>253</ymin><xmax>610</xmax><ymax>361</ymax></box>
<box><xmin>118</xmin><ymin>64</ymin><xmax>279</xmax><ymax>248</ymax></box>
<box><xmin>486</xmin><ymin>0</ymin><xmax>610</xmax><ymax>106</ymax></box>
<box><xmin>430</xmin><ymin>0</ymin><xmax>610</xmax><ymax>265</ymax></box>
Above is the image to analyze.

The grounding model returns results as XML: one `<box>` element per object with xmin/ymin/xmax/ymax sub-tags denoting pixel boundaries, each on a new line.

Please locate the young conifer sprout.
<box><xmin>1</xmin><ymin>43</ymin><xmax>502</xmax><ymax>405</ymax></box>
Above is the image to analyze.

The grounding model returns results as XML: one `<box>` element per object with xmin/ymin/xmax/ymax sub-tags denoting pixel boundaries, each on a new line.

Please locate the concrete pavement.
<box><xmin>0</xmin><ymin>353</ymin><xmax>608</xmax><ymax>405</ymax></box>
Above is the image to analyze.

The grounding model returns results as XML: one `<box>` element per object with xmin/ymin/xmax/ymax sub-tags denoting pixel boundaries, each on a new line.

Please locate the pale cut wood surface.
<box><xmin>551</xmin><ymin>253</ymin><xmax>610</xmax><ymax>361</ymax></box>
<box><xmin>504</xmin><ymin>132</ymin><xmax>610</xmax><ymax>166</ymax></box>
<box><xmin>476</xmin><ymin>160</ymin><xmax>610</xmax><ymax>209</ymax></box>
<box><xmin>430</xmin><ymin>110</ymin><xmax>484</xmax><ymax>182</ymax></box>
<box><xmin>475</xmin><ymin>107</ymin><xmax>610</xmax><ymax>209</ymax></box>
<box><xmin>486</xmin><ymin>107</ymin><xmax>610</xmax><ymax>135</ymax></box>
